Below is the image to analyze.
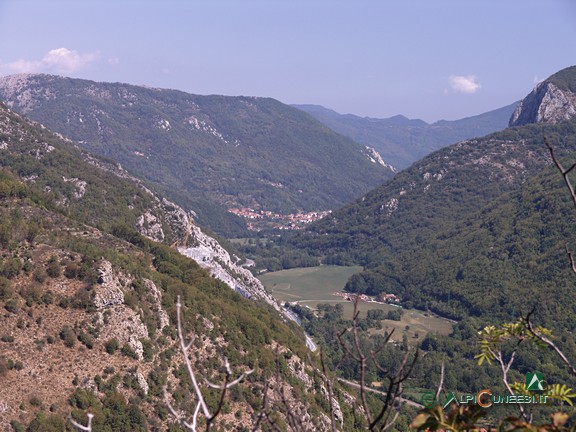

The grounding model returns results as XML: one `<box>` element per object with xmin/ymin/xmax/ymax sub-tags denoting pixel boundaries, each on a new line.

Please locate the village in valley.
<box><xmin>333</xmin><ymin>291</ymin><xmax>401</xmax><ymax>304</ymax></box>
<box><xmin>228</xmin><ymin>207</ymin><xmax>332</xmax><ymax>230</ymax></box>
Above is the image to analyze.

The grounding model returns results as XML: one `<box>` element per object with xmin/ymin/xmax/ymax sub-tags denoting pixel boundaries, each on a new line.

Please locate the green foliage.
<box><xmin>77</xmin><ymin>331</ymin><xmax>95</xmax><ymax>349</ymax></box>
<box><xmin>386</xmin><ymin>309</ymin><xmax>403</xmax><ymax>321</ymax></box>
<box><xmin>411</xmin><ymin>404</ymin><xmax>486</xmax><ymax>432</ymax></box>
<box><xmin>59</xmin><ymin>326</ymin><xmax>76</xmax><ymax>348</ymax></box>
<box><xmin>548</xmin><ymin>66</ymin><xmax>576</xmax><ymax>93</ymax></box>
<box><xmin>411</xmin><ymin>404</ymin><xmax>576</xmax><ymax>432</ymax></box>
<box><xmin>4</xmin><ymin>298</ymin><xmax>18</xmax><ymax>313</ymax></box>
<box><xmin>121</xmin><ymin>344</ymin><xmax>139</xmax><ymax>360</ymax></box>
<box><xmin>45</xmin><ymin>255</ymin><xmax>61</xmax><ymax>278</ymax></box>
<box><xmin>68</xmin><ymin>389</ymin><xmax>147</xmax><ymax>431</ymax></box>
<box><xmin>545</xmin><ymin>384</ymin><xmax>576</xmax><ymax>406</ymax></box>
<box><xmin>475</xmin><ymin>320</ymin><xmax>551</xmax><ymax>366</ymax></box>
<box><xmin>1</xmin><ymin>257</ymin><xmax>22</xmax><ymax>279</ymax></box>
<box><xmin>105</xmin><ymin>338</ymin><xmax>119</xmax><ymax>355</ymax></box>
<box><xmin>25</xmin><ymin>412</ymin><xmax>66</xmax><ymax>432</ymax></box>
<box><xmin>0</xmin><ymin>276</ymin><xmax>13</xmax><ymax>299</ymax></box>
<box><xmin>0</xmin><ymin>101</ymin><xmax>333</xmax><ymax>428</ymax></box>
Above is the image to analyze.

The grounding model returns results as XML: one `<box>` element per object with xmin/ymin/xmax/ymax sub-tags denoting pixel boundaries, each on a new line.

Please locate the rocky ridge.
<box><xmin>510</xmin><ymin>81</ymin><xmax>576</xmax><ymax>126</ymax></box>
<box><xmin>180</xmin><ymin>223</ymin><xmax>281</xmax><ymax>313</ymax></box>
<box><xmin>76</xmin><ymin>136</ymin><xmax>281</xmax><ymax>312</ymax></box>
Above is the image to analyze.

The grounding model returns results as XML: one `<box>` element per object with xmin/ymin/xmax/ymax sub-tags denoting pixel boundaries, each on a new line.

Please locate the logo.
<box><xmin>442</xmin><ymin>391</ymin><xmax>457</xmax><ymax>409</ymax></box>
<box><xmin>419</xmin><ymin>374</ymin><xmax>550</xmax><ymax>410</ymax></box>
<box><xmin>526</xmin><ymin>372</ymin><xmax>546</xmax><ymax>392</ymax></box>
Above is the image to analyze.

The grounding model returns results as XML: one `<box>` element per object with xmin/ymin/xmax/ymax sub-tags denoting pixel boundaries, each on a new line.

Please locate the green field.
<box><xmin>259</xmin><ymin>265</ymin><xmax>363</xmax><ymax>302</ymax></box>
<box><xmin>259</xmin><ymin>265</ymin><xmax>454</xmax><ymax>340</ymax></box>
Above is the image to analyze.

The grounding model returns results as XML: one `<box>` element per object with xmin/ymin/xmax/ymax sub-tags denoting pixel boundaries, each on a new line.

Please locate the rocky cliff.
<box><xmin>77</xmin><ymin>136</ymin><xmax>281</xmax><ymax>312</ymax></box>
<box><xmin>510</xmin><ymin>66</ymin><xmax>576</xmax><ymax>126</ymax></box>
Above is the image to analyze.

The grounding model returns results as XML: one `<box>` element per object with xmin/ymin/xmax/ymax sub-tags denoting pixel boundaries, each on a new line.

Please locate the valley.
<box><xmin>258</xmin><ymin>265</ymin><xmax>454</xmax><ymax>342</ymax></box>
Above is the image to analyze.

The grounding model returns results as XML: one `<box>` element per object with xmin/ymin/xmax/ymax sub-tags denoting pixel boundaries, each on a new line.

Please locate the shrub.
<box><xmin>29</xmin><ymin>394</ymin><xmax>42</xmax><ymax>407</ymax></box>
<box><xmin>64</xmin><ymin>262</ymin><xmax>80</xmax><ymax>279</ymax></box>
<box><xmin>121</xmin><ymin>344</ymin><xmax>139</xmax><ymax>360</ymax></box>
<box><xmin>59</xmin><ymin>326</ymin><xmax>76</xmax><ymax>348</ymax></box>
<box><xmin>41</xmin><ymin>291</ymin><xmax>54</xmax><ymax>305</ymax></box>
<box><xmin>0</xmin><ymin>276</ymin><xmax>13</xmax><ymax>299</ymax></box>
<box><xmin>26</xmin><ymin>412</ymin><xmax>66</xmax><ymax>431</ymax></box>
<box><xmin>72</xmin><ymin>287</ymin><xmax>94</xmax><ymax>310</ymax></box>
<box><xmin>386</xmin><ymin>309</ymin><xmax>403</xmax><ymax>321</ymax></box>
<box><xmin>33</xmin><ymin>269</ymin><xmax>47</xmax><ymax>283</ymax></box>
<box><xmin>105</xmin><ymin>338</ymin><xmax>119</xmax><ymax>355</ymax></box>
<box><xmin>1</xmin><ymin>258</ymin><xmax>21</xmax><ymax>279</ymax></box>
<box><xmin>21</xmin><ymin>284</ymin><xmax>43</xmax><ymax>306</ymax></box>
<box><xmin>58</xmin><ymin>297</ymin><xmax>70</xmax><ymax>308</ymax></box>
<box><xmin>9</xmin><ymin>420</ymin><xmax>25</xmax><ymax>432</ymax></box>
<box><xmin>77</xmin><ymin>332</ymin><xmax>94</xmax><ymax>349</ymax></box>
<box><xmin>0</xmin><ymin>357</ymin><xmax>9</xmax><ymax>376</ymax></box>
<box><xmin>46</xmin><ymin>256</ymin><xmax>61</xmax><ymax>278</ymax></box>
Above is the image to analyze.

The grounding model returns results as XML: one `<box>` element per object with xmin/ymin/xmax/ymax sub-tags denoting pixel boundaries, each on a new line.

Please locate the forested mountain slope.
<box><xmin>0</xmin><ymin>74</ymin><xmax>394</xmax><ymax>236</ymax></box>
<box><xmin>289</xmin><ymin>66</ymin><xmax>576</xmax><ymax>326</ymax></box>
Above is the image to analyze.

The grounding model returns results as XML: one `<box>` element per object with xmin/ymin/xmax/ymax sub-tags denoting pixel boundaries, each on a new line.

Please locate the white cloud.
<box><xmin>448</xmin><ymin>75</ymin><xmax>481</xmax><ymax>94</ymax></box>
<box><xmin>1</xmin><ymin>48</ymin><xmax>100</xmax><ymax>74</ymax></box>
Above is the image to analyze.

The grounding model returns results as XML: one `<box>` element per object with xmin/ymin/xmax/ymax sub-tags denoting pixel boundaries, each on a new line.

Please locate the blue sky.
<box><xmin>0</xmin><ymin>0</ymin><xmax>575</xmax><ymax>122</ymax></box>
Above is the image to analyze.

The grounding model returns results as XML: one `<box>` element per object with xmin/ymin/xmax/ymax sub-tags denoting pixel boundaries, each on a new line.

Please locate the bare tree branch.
<box><xmin>435</xmin><ymin>361</ymin><xmax>445</xmax><ymax>401</ymax></box>
<box><xmin>523</xmin><ymin>310</ymin><xmax>576</xmax><ymax>377</ymax></box>
<box><xmin>167</xmin><ymin>296</ymin><xmax>252</xmax><ymax>431</ymax></box>
<box><xmin>545</xmin><ymin>136</ymin><xmax>576</xmax><ymax>208</ymax></box>
<box><xmin>69</xmin><ymin>413</ymin><xmax>93</xmax><ymax>432</ymax></box>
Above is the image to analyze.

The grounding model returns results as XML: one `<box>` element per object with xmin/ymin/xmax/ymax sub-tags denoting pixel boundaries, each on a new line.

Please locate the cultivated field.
<box><xmin>259</xmin><ymin>265</ymin><xmax>363</xmax><ymax>302</ymax></box>
<box><xmin>259</xmin><ymin>265</ymin><xmax>454</xmax><ymax>340</ymax></box>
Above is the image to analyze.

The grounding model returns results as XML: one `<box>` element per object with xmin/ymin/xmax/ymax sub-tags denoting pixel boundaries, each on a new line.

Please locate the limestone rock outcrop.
<box><xmin>510</xmin><ymin>81</ymin><xmax>576</xmax><ymax>126</ymax></box>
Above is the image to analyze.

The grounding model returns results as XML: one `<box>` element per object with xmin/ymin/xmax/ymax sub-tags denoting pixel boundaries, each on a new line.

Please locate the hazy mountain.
<box><xmin>0</xmin><ymin>74</ymin><xmax>394</xmax><ymax>236</ymax></box>
<box><xmin>0</xmin><ymin>102</ymin><xmax>337</xmax><ymax>429</ymax></box>
<box><xmin>294</xmin><ymin>102</ymin><xmax>517</xmax><ymax>170</ymax></box>
<box><xmin>288</xmin><ymin>66</ymin><xmax>576</xmax><ymax>326</ymax></box>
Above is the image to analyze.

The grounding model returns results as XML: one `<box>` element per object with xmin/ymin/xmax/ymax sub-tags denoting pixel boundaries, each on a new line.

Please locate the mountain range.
<box><xmin>0</xmin><ymin>74</ymin><xmax>395</xmax><ymax>237</ymax></box>
<box><xmin>294</xmin><ymin>102</ymin><xmax>517</xmax><ymax>170</ymax></box>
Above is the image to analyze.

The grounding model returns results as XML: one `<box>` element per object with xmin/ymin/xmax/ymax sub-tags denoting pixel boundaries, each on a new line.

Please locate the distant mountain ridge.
<box><xmin>0</xmin><ymin>74</ymin><xmax>394</xmax><ymax>236</ymax></box>
<box><xmin>294</xmin><ymin>102</ymin><xmax>517</xmax><ymax>170</ymax></box>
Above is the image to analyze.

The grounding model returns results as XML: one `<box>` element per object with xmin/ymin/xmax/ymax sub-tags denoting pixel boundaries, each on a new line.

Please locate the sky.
<box><xmin>0</xmin><ymin>0</ymin><xmax>575</xmax><ymax>123</ymax></box>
